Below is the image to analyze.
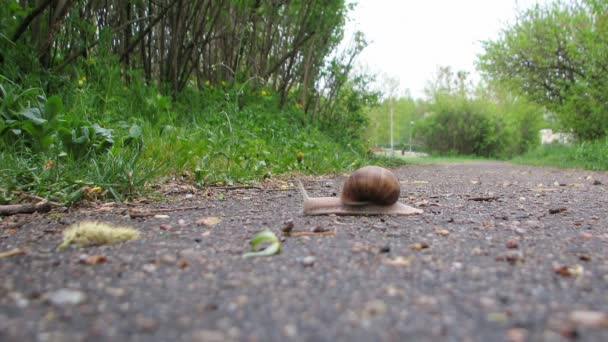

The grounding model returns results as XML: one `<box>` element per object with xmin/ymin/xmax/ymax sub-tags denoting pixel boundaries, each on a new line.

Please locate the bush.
<box><xmin>415</xmin><ymin>94</ymin><xmax>507</xmax><ymax>157</ymax></box>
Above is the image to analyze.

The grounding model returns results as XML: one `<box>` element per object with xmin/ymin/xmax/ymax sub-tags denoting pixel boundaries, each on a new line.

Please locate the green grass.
<box><xmin>512</xmin><ymin>139</ymin><xmax>608</xmax><ymax>171</ymax></box>
<box><xmin>0</xmin><ymin>67</ymin><xmax>401</xmax><ymax>205</ymax></box>
<box><xmin>374</xmin><ymin>150</ymin><xmax>493</xmax><ymax>165</ymax></box>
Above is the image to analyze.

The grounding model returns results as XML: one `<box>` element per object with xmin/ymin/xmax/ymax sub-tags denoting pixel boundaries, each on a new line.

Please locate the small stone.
<box><xmin>362</xmin><ymin>299</ymin><xmax>387</xmax><ymax>318</ymax></box>
<box><xmin>9</xmin><ymin>292</ymin><xmax>29</xmax><ymax>308</ymax></box>
<box><xmin>300</xmin><ymin>256</ymin><xmax>315</xmax><ymax>267</ymax></box>
<box><xmin>178</xmin><ymin>219</ymin><xmax>187</xmax><ymax>226</ymax></box>
<box><xmin>154</xmin><ymin>214</ymin><xmax>170</xmax><ymax>219</ymax></box>
<box><xmin>378</xmin><ymin>245</ymin><xmax>391</xmax><ymax>253</ymax></box>
<box><xmin>180</xmin><ymin>248</ymin><xmax>203</xmax><ymax>261</ymax></box>
<box><xmin>135</xmin><ymin>314</ymin><xmax>159</xmax><ymax>332</ymax></box>
<box><xmin>591</xmin><ymin>179</ymin><xmax>602</xmax><ymax>185</ymax></box>
<box><xmin>569</xmin><ymin>310</ymin><xmax>608</xmax><ymax>328</ymax></box>
<box><xmin>505</xmin><ymin>240</ymin><xmax>519</xmax><ymax>249</ymax></box>
<box><xmin>507</xmin><ymin>328</ymin><xmax>528</xmax><ymax>342</ymax></box>
<box><xmin>106</xmin><ymin>287</ymin><xmax>126</xmax><ymax>297</ymax></box>
<box><xmin>281</xmin><ymin>219</ymin><xmax>294</xmax><ymax>233</ymax></box>
<box><xmin>44</xmin><ymin>289</ymin><xmax>86</xmax><ymax>306</ymax></box>
<box><xmin>159</xmin><ymin>254</ymin><xmax>177</xmax><ymax>264</ymax></box>
<box><xmin>142</xmin><ymin>264</ymin><xmax>157</xmax><ymax>273</ymax></box>
<box><xmin>284</xmin><ymin>324</ymin><xmax>298</xmax><ymax>338</ymax></box>
<box><xmin>159</xmin><ymin>224</ymin><xmax>173</xmax><ymax>230</ymax></box>
<box><xmin>191</xmin><ymin>330</ymin><xmax>226</xmax><ymax>342</ymax></box>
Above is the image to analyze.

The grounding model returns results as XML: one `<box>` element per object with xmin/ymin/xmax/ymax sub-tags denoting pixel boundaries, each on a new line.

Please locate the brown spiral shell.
<box><xmin>340</xmin><ymin>166</ymin><xmax>400</xmax><ymax>206</ymax></box>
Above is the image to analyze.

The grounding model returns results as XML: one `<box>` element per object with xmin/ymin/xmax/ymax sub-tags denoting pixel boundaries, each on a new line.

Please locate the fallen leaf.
<box><xmin>409</xmin><ymin>242</ymin><xmax>429</xmax><ymax>250</ymax></box>
<box><xmin>554</xmin><ymin>264</ymin><xmax>584</xmax><ymax>277</ymax></box>
<box><xmin>243</xmin><ymin>230</ymin><xmax>281</xmax><ymax>258</ymax></box>
<box><xmin>549</xmin><ymin>207</ymin><xmax>567</xmax><ymax>214</ymax></box>
<box><xmin>196</xmin><ymin>216</ymin><xmax>222</xmax><ymax>227</ymax></box>
<box><xmin>311</xmin><ymin>226</ymin><xmax>329</xmax><ymax>233</ymax></box>
<box><xmin>496</xmin><ymin>251</ymin><xmax>524</xmax><ymax>264</ymax></box>
<box><xmin>434</xmin><ymin>228</ymin><xmax>450</xmax><ymax>236</ymax></box>
<box><xmin>79</xmin><ymin>255</ymin><xmax>107</xmax><ymax>265</ymax></box>
<box><xmin>383</xmin><ymin>255</ymin><xmax>414</xmax><ymax>267</ymax></box>
<box><xmin>351</xmin><ymin>243</ymin><xmax>373</xmax><ymax>253</ymax></box>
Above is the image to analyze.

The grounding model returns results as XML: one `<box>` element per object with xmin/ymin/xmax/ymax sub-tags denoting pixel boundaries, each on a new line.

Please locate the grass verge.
<box><xmin>512</xmin><ymin>139</ymin><xmax>608</xmax><ymax>171</ymax></box>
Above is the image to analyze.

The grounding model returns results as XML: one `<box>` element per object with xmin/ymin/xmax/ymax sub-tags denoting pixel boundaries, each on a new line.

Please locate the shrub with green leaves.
<box><xmin>415</xmin><ymin>93</ymin><xmax>507</xmax><ymax>157</ymax></box>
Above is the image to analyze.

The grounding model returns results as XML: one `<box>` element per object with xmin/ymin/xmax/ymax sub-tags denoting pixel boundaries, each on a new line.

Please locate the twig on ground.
<box><xmin>283</xmin><ymin>231</ymin><xmax>336</xmax><ymax>237</ymax></box>
<box><xmin>0</xmin><ymin>248</ymin><xmax>28</xmax><ymax>259</ymax></box>
<box><xmin>210</xmin><ymin>185</ymin><xmax>263</xmax><ymax>190</ymax></box>
<box><xmin>467</xmin><ymin>196</ymin><xmax>499</xmax><ymax>202</ymax></box>
<box><xmin>0</xmin><ymin>202</ymin><xmax>52</xmax><ymax>216</ymax></box>
<box><xmin>128</xmin><ymin>206</ymin><xmax>206</xmax><ymax>218</ymax></box>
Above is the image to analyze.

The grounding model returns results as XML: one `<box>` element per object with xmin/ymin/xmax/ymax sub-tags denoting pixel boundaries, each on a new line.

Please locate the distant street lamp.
<box><xmin>409</xmin><ymin>121</ymin><xmax>414</xmax><ymax>152</ymax></box>
<box><xmin>390</xmin><ymin>100</ymin><xmax>394</xmax><ymax>158</ymax></box>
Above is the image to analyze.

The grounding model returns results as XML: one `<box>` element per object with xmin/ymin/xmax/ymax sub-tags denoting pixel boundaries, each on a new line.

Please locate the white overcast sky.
<box><xmin>343</xmin><ymin>0</ymin><xmax>550</xmax><ymax>99</ymax></box>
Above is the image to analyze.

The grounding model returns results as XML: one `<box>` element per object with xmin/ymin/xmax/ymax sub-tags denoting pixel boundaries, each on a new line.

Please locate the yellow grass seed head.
<box><xmin>57</xmin><ymin>221</ymin><xmax>140</xmax><ymax>250</ymax></box>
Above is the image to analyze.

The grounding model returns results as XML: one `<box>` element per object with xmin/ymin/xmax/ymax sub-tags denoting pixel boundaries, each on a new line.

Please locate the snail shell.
<box><xmin>298</xmin><ymin>166</ymin><xmax>422</xmax><ymax>216</ymax></box>
<box><xmin>341</xmin><ymin>166</ymin><xmax>400</xmax><ymax>205</ymax></box>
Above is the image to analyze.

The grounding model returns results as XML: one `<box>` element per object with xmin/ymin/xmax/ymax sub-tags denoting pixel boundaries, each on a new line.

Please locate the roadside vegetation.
<box><xmin>367</xmin><ymin>0</ymin><xmax>607</xmax><ymax>170</ymax></box>
<box><xmin>1</xmin><ymin>0</ymin><xmax>606</xmax><ymax>207</ymax></box>
<box><xmin>0</xmin><ymin>1</ymin><xmax>392</xmax><ymax>205</ymax></box>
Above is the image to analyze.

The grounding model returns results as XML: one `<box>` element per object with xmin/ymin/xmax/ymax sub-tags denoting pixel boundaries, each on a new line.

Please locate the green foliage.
<box><xmin>0</xmin><ymin>82</ymin><xmax>116</xmax><ymax>158</ymax></box>
<box><xmin>479</xmin><ymin>0</ymin><xmax>608</xmax><ymax>140</ymax></box>
<box><xmin>513</xmin><ymin>138</ymin><xmax>608</xmax><ymax>171</ymax></box>
<box><xmin>367</xmin><ymin>67</ymin><xmax>545</xmax><ymax>159</ymax></box>
<box><xmin>416</xmin><ymin>93</ymin><xmax>507</xmax><ymax>157</ymax></box>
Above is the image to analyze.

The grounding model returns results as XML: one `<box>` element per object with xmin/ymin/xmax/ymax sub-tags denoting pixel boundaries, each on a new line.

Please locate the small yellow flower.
<box><xmin>221</xmin><ymin>81</ymin><xmax>226</xmax><ymax>86</ymax></box>
<box><xmin>296</xmin><ymin>152</ymin><xmax>304</xmax><ymax>163</ymax></box>
<box><xmin>261</xmin><ymin>89</ymin><xmax>268</xmax><ymax>96</ymax></box>
<box><xmin>89</xmin><ymin>186</ymin><xmax>103</xmax><ymax>194</ymax></box>
<box><xmin>78</xmin><ymin>76</ymin><xmax>86</xmax><ymax>88</ymax></box>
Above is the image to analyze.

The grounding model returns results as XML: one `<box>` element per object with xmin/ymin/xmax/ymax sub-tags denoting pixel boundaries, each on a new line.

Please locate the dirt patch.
<box><xmin>1</xmin><ymin>162</ymin><xmax>607</xmax><ymax>341</ymax></box>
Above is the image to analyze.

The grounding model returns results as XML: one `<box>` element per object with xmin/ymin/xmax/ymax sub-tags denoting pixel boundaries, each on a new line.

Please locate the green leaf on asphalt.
<box><xmin>243</xmin><ymin>230</ymin><xmax>281</xmax><ymax>258</ymax></box>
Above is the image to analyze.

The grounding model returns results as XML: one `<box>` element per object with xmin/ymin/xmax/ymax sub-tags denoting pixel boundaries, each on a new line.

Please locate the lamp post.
<box><xmin>409</xmin><ymin>121</ymin><xmax>414</xmax><ymax>152</ymax></box>
<box><xmin>390</xmin><ymin>101</ymin><xmax>394</xmax><ymax>157</ymax></box>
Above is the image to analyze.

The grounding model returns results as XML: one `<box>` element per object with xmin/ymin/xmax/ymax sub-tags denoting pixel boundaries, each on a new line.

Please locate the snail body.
<box><xmin>298</xmin><ymin>166</ymin><xmax>423</xmax><ymax>216</ymax></box>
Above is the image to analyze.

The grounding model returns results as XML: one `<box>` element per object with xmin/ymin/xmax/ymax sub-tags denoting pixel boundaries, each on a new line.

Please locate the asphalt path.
<box><xmin>1</xmin><ymin>162</ymin><xmax>607</xmax><ymax>341</ymax></box>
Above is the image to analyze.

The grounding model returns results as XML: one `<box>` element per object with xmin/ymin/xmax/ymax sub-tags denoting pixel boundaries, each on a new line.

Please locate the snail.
<box><xmin>298</xmin><ymin>166</ymin><xmax>423</xmax><ymax>216</ymax></box>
